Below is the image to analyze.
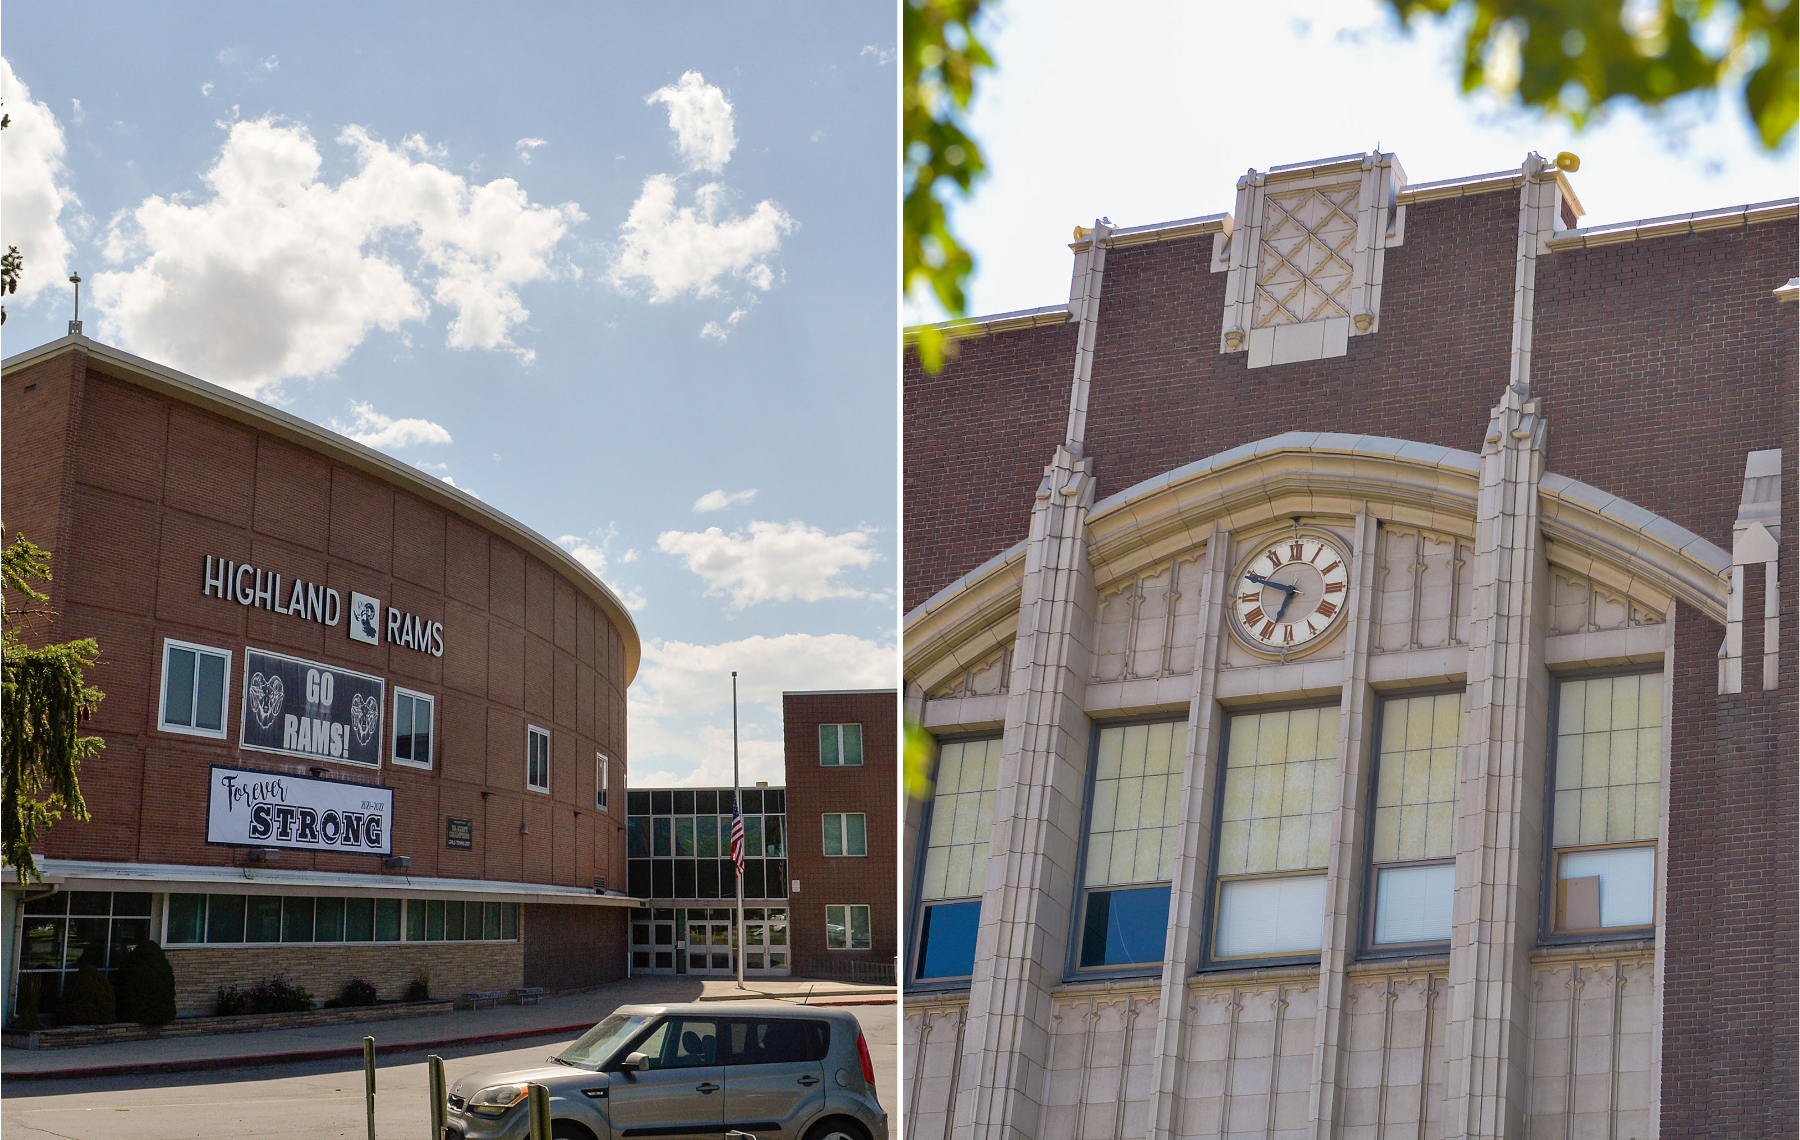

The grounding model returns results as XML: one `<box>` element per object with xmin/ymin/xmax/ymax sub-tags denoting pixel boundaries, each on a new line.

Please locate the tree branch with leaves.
<box><xmin>1387</xmin><ymin>0</ymin><xmax>1796</xmax><ymax>149</ymax></box>
<box><xmin>3</xmin><ymin>531</ymin><xmax>103</xmax><ymax>884</ymax></box>
<box><xmin>904</xmin><ymin>0</ymin><xmax>995</xmax><ymax>372</ymax></box>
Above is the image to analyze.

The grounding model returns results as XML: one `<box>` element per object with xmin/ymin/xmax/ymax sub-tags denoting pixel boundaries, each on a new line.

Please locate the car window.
<box><xmin>634</xmin><ymin>1018</ymin><xmax>718</xmax><ymax>1069</ymax></box>
<box><xmin>558</xmin><ymin>1014</ymin><xmax>649</xmax><ymax>1068</ymax></box>
<box><xmin>722</xmin><ymin>1018</ymin><xmax>831</xmax><ymax>1065</ymax></box>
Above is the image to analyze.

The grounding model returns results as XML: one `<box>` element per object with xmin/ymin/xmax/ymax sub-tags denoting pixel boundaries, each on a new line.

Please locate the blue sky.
<box><xmin>2</xmin><ymin>1</ymin><xmax>898</xmax><ymax>787</ymax></box>
<box><xmin>919</xmin><ymin>0</ymin><xmax>1798</xmax><ymax>319</ymax></box>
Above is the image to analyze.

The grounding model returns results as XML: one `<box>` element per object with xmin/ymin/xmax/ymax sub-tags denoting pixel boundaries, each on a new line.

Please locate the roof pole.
<box><xmin>733</xmin><ymin>670</ymin><xmax>745</xmax><ymax>991</ymax></box>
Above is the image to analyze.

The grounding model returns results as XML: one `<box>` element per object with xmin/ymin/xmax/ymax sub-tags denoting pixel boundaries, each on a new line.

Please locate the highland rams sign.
<box><xmin>207</xmin><ymin>765</ymin><xmax>394</xmax><ymax>854</ymax></box>
<box><xmin>203</xmin><ymin>557</ymin><xmax>445</xmax><ymax>657</ymax></box>
<box><xmin>240</xmin><ymin>648</ymin><xmax>386</xmax><ymax>768</ymax></box>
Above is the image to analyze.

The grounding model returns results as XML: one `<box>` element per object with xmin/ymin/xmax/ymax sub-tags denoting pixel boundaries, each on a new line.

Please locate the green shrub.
<box><xmin>12</xmin><ymin>975</ymin><xmax>44</xmax><ymax>1031</ymax></box>
<box><xmin>331</xmin><ymin>978</ymin><xmax>379</xmax><ymax>1008</ymax></box>
<box><xmin>113</xmin><ymin>941</ymin><xmax>177</xmax><ymax>1026</ymax></box>
<box><xmin>215</xmin><ymin>975</ymin><xmax>314</xmax><ymax>1016</ymax></box>
<box><xmin>404</xmin><ymin>973</ymin><xmax>430</xmax><ymax>1003</ymax></box>
<box><xmin>58</xmin><ymin>965</ymin><xmax>117</xmax><ymax>1026</ymax></box>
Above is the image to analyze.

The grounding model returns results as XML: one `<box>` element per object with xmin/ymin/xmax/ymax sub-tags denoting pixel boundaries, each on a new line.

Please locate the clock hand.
<box><xmin>1244</xmin><ymin>572</ymin><xmax>1297</xmax><ymax>593</ymax></box>
<box><xmin>1273</xmin><ymin>589</ymin><xmax>1296</xmax><ymax>623</ymax></box>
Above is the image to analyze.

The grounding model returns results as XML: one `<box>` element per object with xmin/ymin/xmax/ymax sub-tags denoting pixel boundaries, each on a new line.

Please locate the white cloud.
<box><xmin>627</xmin><ymin>632</ymin><xmax>892</xmax><ymax>786</ymax></box>
<box><xmin>331</xmin><ymin>400</ymin><xmax>452</xmax><ymax>448</ymax></box>
<box><xmin>1</xmin><ymin>59</ymin><xmax>78</xmax><ymax>308</ymax></box>
<box><xmin>693</xmin><ymin>488</ymin><xmax>757</xmax><ymax>513</ymax></box>
<box><xmin>89</xmin><ymin>117</ymin><xmax>584</xmax><ymax>397</ymax></box>
<box><xmin>440</xmin><ymin>474</ymin><xmax>479</xmax><ymax>499</ymax></box>
<box><xmin>201</xmin><ymin>81</ymin><xmax>214</xmax><ymax>97</ymax></box>
<box><xmin>860</xmin><ymin>44</ymin><xmax>895</xmax><ymax>64</ymax></box>
<box><xmin>557</xmin><ymin>533</ymin><xmax>611</xmax><ymax>577</ymax></box>
<box><xmin>612</xmin><ymin>177</ymin><xmax>794</xmax><ymax>302</ymax></box>
<box><xmin>699</xmin><ymin>305</ymin><xmax>750</xmax><ymax>340</ymax></box>
<box><xmin>646</xmin><ymin>71</ymin><xmax>736</xmax><ymax>174</ymax></box>
<box><xmin>656</xmin><ymin>520</ymin><xmax>878</xmax><ymax>608</ymax></box>
<box><xmin>515</xmin><ymin>137</ymin><xmax>547</xmax><ymax>164</ymax></box>
<box><xmin>70</xmin><ymin>98</ymin><xmax>85</xmax><ymax>125</ymax></box>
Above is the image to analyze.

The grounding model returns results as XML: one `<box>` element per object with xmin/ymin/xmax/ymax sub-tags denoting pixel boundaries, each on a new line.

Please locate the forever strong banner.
<box><xmin>207</xmin><ymin>765</ymin><xmax>394</xmax><ymax>854</ymax></box>
<box><xmin>240</xmin><ymin>648</ymin><xmax>385</xmax><ymax>768</ymax></box>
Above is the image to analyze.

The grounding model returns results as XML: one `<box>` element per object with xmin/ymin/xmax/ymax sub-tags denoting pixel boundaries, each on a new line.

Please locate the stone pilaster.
<box><xmin>1439</xmin><ymin>384</ymin><xmax>1551</xmax><ymax>1139</ymax></box>
<box><xmin>951</xmin><ymin>443</ymin><xmax>1099</xmax><ymax>1140</ymax></box>
<box><xmin>1145</xmin><ymin>522</ymin><xmax>1232</xmax><ymax>1140</ymax></box>
<box><xmin>1307</xmin><ymin>508</ymin><xmax>1382</xmax><ymax>1137</ymax></box>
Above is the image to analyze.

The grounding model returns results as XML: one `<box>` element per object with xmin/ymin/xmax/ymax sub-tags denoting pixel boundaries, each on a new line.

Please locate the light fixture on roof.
<box><xmin>247</xmin><ymin>847</ymin><xmax>280</xmax><ymax>863</ymax></box>
<box><xmin>67</xmin><ymin>274</ymin><xmax>82</xmax><ymax>336</ymax></box>
<box><xmin>384</xmin><ymin>855</ymin><xmax>412</xmax><ymax>870</ymax></box>
<box><xmin>1556</xmin><ymin>152</ymin><xmax>1581</xmax><ymax>172</ymax></box>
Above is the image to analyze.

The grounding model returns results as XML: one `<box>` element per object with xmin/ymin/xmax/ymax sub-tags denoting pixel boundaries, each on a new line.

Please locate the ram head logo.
<box><xmin>352</xmin><ymin>598</ymin><xmax>380</xmax><ymax>641</ymax></box>
<box><xmin>349</xmin><ymin>693</ymin><xmax>379</xmax><ymax>746</ymax></box>
<box><xmin>247</xmin><ymin>672</ymin><xmax>285</xmax><ymax>730</ymax></box>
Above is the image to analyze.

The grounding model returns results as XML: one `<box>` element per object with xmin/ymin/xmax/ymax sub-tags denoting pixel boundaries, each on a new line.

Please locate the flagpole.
<box><xmin>732</xmin><ymin>670</ymin><xmax>745</xmax><ymax>990</ymax></box>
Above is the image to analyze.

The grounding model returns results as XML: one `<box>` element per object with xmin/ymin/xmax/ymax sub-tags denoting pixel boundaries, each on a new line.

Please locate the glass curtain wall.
<box><xmin>1076</xmin><ymin>721</ymin><xmax>1187</xmax><ymax>970</ymax></box>
<box><xmin>913</xmin><ymin>736</ymin><xmax>1000</xmax><ymax>980</ymax></box>
<box><xmin>1367</xmin><ymin>691</ymin><xmax>1462</xmax><ymax>947</ymax></box>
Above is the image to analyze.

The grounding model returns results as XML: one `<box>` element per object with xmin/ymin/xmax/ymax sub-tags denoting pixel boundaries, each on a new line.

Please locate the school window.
<box><xmin>1076</xmin><ymin>721</ymin><xmax>1187</xmax><ymax>970</ymax></box>
<box><xmin>597</xmin><ymin>753</ymin><xmax>610</xmax><ymax>810</ymax></box>
<box><xmin>819</xmin><ymin>723</ymin><xmax>863</xmax><ymax>767</ymax></box>
<box><xmin>164</xmin><ymin>894</ymin><xmax>517</xmax><ymax>944</ymax></box>
<box><xmin>1366</xmin><ymin>692</ymin><xmax>1462</xmax><ymax>949</ymax></box>
<box><xmin>1548</xmin><ymin>673</ymin><xmax>1662</xmax><ymax>936</ymax></box>
<box><xmin>914</xmin><ymin>736</ymin><xmax>1000</xmax><ymax>980</ymax></box>
<box><xmin>822</xmin><ymin>813</ymin><xmax>868</xmax><ymax>857</ymax></box>
<box><xmin>527</xmin><ymin>726</ymin><xmax>551</xmax><ymax>792</ymax></box>
<box><xmin>826</xmin><ymin>904</ymin><xmax>871</xmax><ymax>950</ymax></box>
<box><xmin>159</xmin><ymin>639</ymin><xmax>230</xmax><ymax>739</ymax></box>
<box><xmin>1210</xmin><ymin>705</ymin><xmax>1336</xmax><ymax>962</ymax></box>
<box><xmin>392</xmin><ymin>689</ymin><xmax>434</xmax><ymax>769</ymax></box>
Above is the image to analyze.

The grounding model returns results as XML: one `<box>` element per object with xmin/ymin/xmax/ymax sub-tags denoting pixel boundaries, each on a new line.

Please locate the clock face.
<box><xmin>1230</xmin><ymin>534</ymin><xmax>1351</xmax><ymax>654</ymax></box>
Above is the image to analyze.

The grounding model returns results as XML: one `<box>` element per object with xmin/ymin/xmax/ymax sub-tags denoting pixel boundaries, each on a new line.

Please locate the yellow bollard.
<box><xmin>528</xmin><ymin>1082</ymin><xmax>552</xmax><ymax>1139</ymax></box>
<box><xmin>428</xmin><ymin>1054</ymin><xmax>447</xmax><ymax>1139</ymax></box>
<box><xmin>363</xmin><ymin>1036</ymin><xmax>377</xmax><ymax>1140</ymax></box>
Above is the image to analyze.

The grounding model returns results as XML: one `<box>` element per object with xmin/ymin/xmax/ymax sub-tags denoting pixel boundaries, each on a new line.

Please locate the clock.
<box><xmin>1229</xmin><ymin>532</ymin><xmax>1351</xmax><ymax>654</ymax></box>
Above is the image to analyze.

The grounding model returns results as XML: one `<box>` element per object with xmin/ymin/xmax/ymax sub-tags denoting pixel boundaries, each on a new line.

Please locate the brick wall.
<box><xmin>521</xmin><ymin>904</ymin><xmax>628</xmax><ymax>992</ymax></box>
<box><xmin>783</xmin><ymin>692</ymin><xmax>898</xmax><ymax>976</ymax></box>
<box><xmin>0</xmin><ymin>349</ymin><xmax>633</xmax><ymax>888</ymax></box>
<box><xmin>165</xmin><ymin>940</ymin><xmax>523</xmax><ymax>1017</ymax></box>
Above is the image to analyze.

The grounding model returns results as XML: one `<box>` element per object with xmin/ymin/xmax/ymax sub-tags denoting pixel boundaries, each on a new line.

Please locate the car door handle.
<box><xmin>797</xmin><ymin>1076</ymin><xmax>821</xmax><ymax>1087</ymax></box>
<box><xmin>696</xmin><ymin>1082</ymin><xmax>721</xmax><ymax>1094</ymax></box>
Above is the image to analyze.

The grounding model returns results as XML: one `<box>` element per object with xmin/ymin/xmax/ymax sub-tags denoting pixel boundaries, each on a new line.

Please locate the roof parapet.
<box><xmin>1546</xmin><ymin>198</ymin><xmax>1798</xmax><ymax>251</ymax></box>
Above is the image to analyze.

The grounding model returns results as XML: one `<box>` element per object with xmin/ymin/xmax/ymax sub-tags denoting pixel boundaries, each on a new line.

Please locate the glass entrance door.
<box><xmin>743</xmin><ymin>908</ymin><xmax>789</xmax><ymax>975</ymax></box>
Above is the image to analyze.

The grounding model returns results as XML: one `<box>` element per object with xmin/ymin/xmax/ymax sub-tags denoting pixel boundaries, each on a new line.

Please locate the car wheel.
<box><xmin>550</xmin><ymin>1121</ymin><xmax>596</xmax><ymax>1140</ymax></box>
<box><xmin>801</xmin><ymin>1117</ymin><xmax>871</xmax><ymax>1140</ymax></box>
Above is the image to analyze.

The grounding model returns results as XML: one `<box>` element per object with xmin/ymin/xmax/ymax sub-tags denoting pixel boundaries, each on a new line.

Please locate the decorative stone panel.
<box><xmin>1214</xmin><ymin>153</ymin><xmax>1407</xmax><ymax>368</ymax></box>
<box><xmin>1372</xmin><ymin>526</ymin><xmax>1473</xmax><ymax>653</ymax></box>
<box><xmin>1524</xmin><ymin>955</ymin><xmax>1656</xmax><ymax>1140</ymax></box>
<box><xmin>1092</xmin><ymin>552</ymin><xmax>1208</xmax><ymax>683</ymax></box>
<box><xmin>1336</xmin><ymin>970</ymin><xmax>1450</xmax><ymax>1139</ymax></box>
<box><xmin>1171</xmin><ymin>978</ymin><xmax>1319</xmax><ymax>1140</ymax></box>
<box><xmin>1547</xmin><ymin>569</ymin><xmax>1664</xmax><ymax>637</ymax></box>
<box><xmin>931</xmin><ymin>643</ymin><xmax>1014</xmax><ymax>700</ymax></box>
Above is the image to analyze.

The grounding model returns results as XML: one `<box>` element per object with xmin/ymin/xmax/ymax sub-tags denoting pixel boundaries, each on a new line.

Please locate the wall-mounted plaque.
<box><xmin>447</xmin><ymin>817</ymin><xmax>474</xmax><ymax>849</ymax></box>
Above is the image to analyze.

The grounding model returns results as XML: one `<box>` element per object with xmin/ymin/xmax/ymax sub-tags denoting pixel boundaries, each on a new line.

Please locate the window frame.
<box><xmin>821</xmin><ymin>812</ymin><xmax>868</xmax><ymax>858</ymax></box>
<box><xmin>1357</xmin><ymin>684</ymin><xmax>1464</xmax><ymax>960</ymax></box>
<box><xmin>1198</xmin><ymin>698</ymin><xmax>1340</xmax><ymax>973</ymax></box>
<box><xmin>818</xmin><ymin>722</ymin><xmax>864</xmax><ymax>767</ymax></box>
<box><xmin>1066</xmin><ymin>713</ymin><xmax>1189</xmax><ymax>981</ymax></box>
<box><xmin>596</xmin><ymin>753</ymin><xmax>610</xmax><ymax>811</ymax></box>
<box><xmin>527</xmin><ymin>724</ymin><xmax>551</xmax><ymax>794</ymax></box>
<box><xmin>391</xmin><ymin>687</ymin><xmax>435</xmax><ymax>770</ymax></box>
<box><xmin>1538</xmin><ymin>666</ymin><xmax>1665</xmax><ymax>948</ymax></box>
<box><xmin>158</xmin><ymin>893</ymin><xmax>520</xmax><ymax>946</ymax></box>
<box><xmin>907</xmin><ymin>731</ymin><xmax>1000</xmax><ymax>991</ymax></box>
<box><xmin>825</xmin><ymin>903</ymin><xmax>872</xmax><ymax>951</ymax></box>
<box><xmin>157</xmin><ymin>638</ymin><xmax>233</xmax><ymax>740</ymax></box>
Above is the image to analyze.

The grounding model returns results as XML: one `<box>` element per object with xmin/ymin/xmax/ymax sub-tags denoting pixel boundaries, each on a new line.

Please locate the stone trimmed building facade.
<box><xmin>902</xmin><ymin>153</ymin><xmax>1796</xmax><ymax>1140</ymax></box>
<box><xmin>2</xmin><ymin>335</ymin><xmax>643</xmax><ymax>1019</ymax></box>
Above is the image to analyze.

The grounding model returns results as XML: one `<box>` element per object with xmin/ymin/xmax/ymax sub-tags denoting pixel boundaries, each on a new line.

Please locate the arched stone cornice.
<box><xmin>906</xmin><ymin>434</ymin><xmax>1731</xmax><ymax>689</ymax></box>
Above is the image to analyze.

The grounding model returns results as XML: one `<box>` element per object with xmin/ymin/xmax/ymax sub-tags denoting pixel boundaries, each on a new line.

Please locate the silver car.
<box><xmin>443</xmin><ymin>1002</ymin><xmax>887</xmax><ymax>1140</ymax></box>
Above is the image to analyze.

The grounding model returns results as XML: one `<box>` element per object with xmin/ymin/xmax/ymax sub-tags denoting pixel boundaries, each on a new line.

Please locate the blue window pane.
<box><xmin>1079</xmin><ymin>885</ymin><xmax>1170</xmax><ymax>968</ymax></box>
<box><xmin>916</xmin><ymin>900</ymin><xmax>982</xmax><ymax>979</ymax></box>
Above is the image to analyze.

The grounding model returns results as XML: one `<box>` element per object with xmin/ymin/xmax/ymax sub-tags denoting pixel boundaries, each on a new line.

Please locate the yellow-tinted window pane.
<box><xmin>922</xmin><ymin>738</ymin><xmax>1003</xmax><ymax>901</ymax></box>
<box><xmin>1554</xmin><ymin>674</ymin><xmax>1662</xmax><ymax>846</ymax></box>
<box><xmin>1220</xmin><ymin>707</ymin><xmax>1338</xmax><ymax>876</ymax></box>
<box><xmin>1371</xmin><ymin>693</ymin><xmax>1462</xmax><ymax>863</ymax></box>
<box><xmin>1086</xmin><ymin>721</ymin><xmax>1191</xmax><ymax>887</ymax></box>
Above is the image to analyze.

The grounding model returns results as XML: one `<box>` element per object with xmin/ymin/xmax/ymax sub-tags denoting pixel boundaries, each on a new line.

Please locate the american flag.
<box><xmin>729</xmin><ymin>798</ymin><xmax>746</xmax><ymax>876</ymax></box>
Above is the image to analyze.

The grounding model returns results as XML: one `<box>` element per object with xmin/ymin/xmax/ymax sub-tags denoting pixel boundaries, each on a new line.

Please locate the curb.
<box><xmin>1</xmin><ymin>996</ymin><xmax>896</xmax><ymax>1082</ymax></box>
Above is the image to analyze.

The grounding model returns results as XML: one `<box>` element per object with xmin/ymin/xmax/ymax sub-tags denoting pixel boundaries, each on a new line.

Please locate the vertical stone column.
<box><xmin>1144</xmin><ymin>523</ymin><xmax>1232</xmax><ymax>1140</ymax></box>
<box><xmin>951</xmin><ymin>444</ymin><xmax>1099</xmax><ymax>1140</ymax></box>
<box><xmin>1439</xmin><ymin>383</ymin><xmax>1551</xmax><ymax>1140</ymax></box>
<box><xmin>1307</xmin><ymin>508</ymin><xmax>1382</xmax><ymax>1137</ymax></box>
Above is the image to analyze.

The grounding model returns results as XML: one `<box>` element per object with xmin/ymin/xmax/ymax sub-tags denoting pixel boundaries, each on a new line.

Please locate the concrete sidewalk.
<box><xmin>0</xmin><ymin>976</ymin><xmax>894</xmax><ymax>1081</ymax></box>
